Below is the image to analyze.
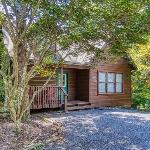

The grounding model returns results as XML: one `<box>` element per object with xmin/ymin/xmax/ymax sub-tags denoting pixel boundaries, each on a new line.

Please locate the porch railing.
<box><xmin>29</xmin><ymin>86</ymin><xmax>68</xmax><ymax>111</ymax></box>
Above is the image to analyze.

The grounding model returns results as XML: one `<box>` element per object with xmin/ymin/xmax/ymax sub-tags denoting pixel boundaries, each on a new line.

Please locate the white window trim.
<box><xmin>98</xmin><ymin>72</ymin><xmax>123</xmax><ymax>94</ymax></box>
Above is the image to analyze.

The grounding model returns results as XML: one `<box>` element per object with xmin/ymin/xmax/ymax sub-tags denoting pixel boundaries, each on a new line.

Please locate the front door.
<box><xmin>57</xmin><ymin>73</ymin><xmax>68</xmax><ymax>101</ymax></box>
<box><xmin>58</xmin><ymin>73</ymin><xmax>68</xmax><ymax>93</ymax></box>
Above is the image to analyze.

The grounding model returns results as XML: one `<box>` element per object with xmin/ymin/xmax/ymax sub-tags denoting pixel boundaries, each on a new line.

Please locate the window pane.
<box><xmin>116</xmin><ymin>83</ymin><xmax>122</xmax><ymax>93</ymax></box>
<box><xmin>108</xmin><ymin>73</ymin><xmax>115</xmax><ymax>82</ymax></box>
<box><xmin>99</xmin><ymin>83</ymin><xmax>106</xmax><ymax>93</ymax></box>
<box><xmin>99</xmin><ymin>72</ymin><xmax>106</xmax><ymax>82</ymax></box>
<box><xmin>107</xmin><ymin>83</ymin><xmax>115</xmax><ymax>93</ymax></box>
<box><xmin>116</xmin><ymin>74</ymin><xmax>123</xmax><ymax>83</ymax></box>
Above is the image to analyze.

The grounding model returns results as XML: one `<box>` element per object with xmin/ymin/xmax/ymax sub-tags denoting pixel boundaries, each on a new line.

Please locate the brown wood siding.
<box><xmin>28</xmin><ymin>64</ymin><xmax>57</xmax><ymax>86</ymax></box>
<box><xmin>64</xmin><ymin>68</ymin><xmax>76</xmax><ymax>101</ymax></box>
<box><xmin>29</xmin><ymin>68</ymin><xmax>77</xmax><ymax>101</ymax></box>
<box><xmin>29</xmin><ymin>75</ymin><xmax>56</xmax><ymax>86</ymax></box>
<box><xmin>76</xmin><ymin>69</ymin><xmax>89</xmax><ymax>101</ymax></box>
<box><xmin>89</xmin><ymin>59</ymin><xmax>132</xmax><ymax>107</ymax></box>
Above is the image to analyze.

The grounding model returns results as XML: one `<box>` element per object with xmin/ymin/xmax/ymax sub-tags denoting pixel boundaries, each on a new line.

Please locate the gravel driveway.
<box><xmin>45</xmin><ymin>108</ymin><xmax>150</xmax><ymax>150</ymax></box>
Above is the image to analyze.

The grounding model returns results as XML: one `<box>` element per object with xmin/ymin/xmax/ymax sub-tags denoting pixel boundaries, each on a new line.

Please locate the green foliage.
<box><xmin>129</xmin><ymin>39</ymin><xmax>150</xmax><ymax>110</ymax></box>
<box><xmin>0</xmin><ymin>12</ymin><xmax>5</xmax><ymax>26</ymax></box>
<box><xmin>23</xmin><ymin>0</ymin><xmax>150</xmax><ymax>59</ymax></box>
<box><xmin>0</xmin><ymin>29</ymin><xmax>5</xmax><ymax>103</ymax></box>
<box><xmin>128</xmin><ymin>41</ymin><xmax>150</xmax><ymax>78</ymax></box>
<box><xmin>0</xmin><ymin>27</ymin><xmax>10</xmax><ymax>104</ymax></box>
<box><xmin>58</xmin><ymin>0</ymin><xmax>150</xmax><ymax>56</ymax></box>
<box><xmin>132</xmin><ymin>71</ymin><xmax>150</xmax><ymax>109</ymax></box>
<box><xmin>35</xmin><ymin>65</ymin><xmax>57</xmax><ymax>77</ymax></box>
<box><xmin>0</xmin><ymin>80</ymin><xmax>5</xmax><ymax>102</ymax></box>
<box><xmin>26</xmin><ymin>143</ymin><xmax>44</xmax><ymax>150</ymax></box>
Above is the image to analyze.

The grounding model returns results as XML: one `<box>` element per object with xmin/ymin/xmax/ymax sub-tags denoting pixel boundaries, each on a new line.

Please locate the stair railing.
<box><xmin>59</xmin><ymin>86</ymin><xmax>68</xmax><ymax>112</ymax></box>
<box><xmin>29</xmin><ymin>86</ymin><xmax>68</xmax><ymax>110</ymax></box>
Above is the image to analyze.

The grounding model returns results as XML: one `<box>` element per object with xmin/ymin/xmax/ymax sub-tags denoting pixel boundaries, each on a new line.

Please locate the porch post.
<box><xmin>60</xmin><ymin>67</ymin><xmax>63</xmax><ymax>87</ymax></box>
<box><xmin>60</xmin><ymin>67</ymin><xmax>67</xmax><ymax>112</ymax></box>
<box><xmin>64</xmin><ymin>95</ymin><xmax>67</xmax><ymax>112</ymax></box>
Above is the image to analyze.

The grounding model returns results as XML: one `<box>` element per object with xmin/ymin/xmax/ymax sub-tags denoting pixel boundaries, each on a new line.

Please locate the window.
<box><xmin>98</xmin><ymin>72</ymin><xmax>123</xmax><ymax>94</ymax></box>
<box><xmin>116</xmin><ymin>74</ymin><xmax>123</xmax><ymax>93</ymax></box>
<box><xmin>98</xmin><ymin>72</ymin><xmax>106</xmax><ymax>93</ymax></box>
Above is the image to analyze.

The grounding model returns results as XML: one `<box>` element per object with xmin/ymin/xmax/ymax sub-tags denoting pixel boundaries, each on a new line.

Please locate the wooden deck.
<box><xmin>29</xmin><ymin>86</ymin><xmax>91</xmax><ymax>111</ymax></box>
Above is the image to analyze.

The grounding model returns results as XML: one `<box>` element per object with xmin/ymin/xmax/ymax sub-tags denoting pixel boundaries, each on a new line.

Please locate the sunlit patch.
<box><xmin>103</xmin><ymin>111</ymin><xmax>150</xmax><ymax>121</ymax></box>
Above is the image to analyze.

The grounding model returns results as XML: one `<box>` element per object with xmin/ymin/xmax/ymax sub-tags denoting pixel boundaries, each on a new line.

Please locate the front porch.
<box><xmin>29</xmin><ymin>67</ymin><xmax>91</xmax><ymax>111</ymax></box>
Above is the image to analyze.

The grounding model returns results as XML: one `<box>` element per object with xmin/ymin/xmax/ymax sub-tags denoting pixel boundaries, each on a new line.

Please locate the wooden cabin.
<box><xmin>2</xmin><ymin>28</ymin><xmax>132</xmax><ymax>111</ymax></box>
<box><xmin>29</xmin><ymin>57</ymin><xmax>132</xmax><ymax>111</ymax></box>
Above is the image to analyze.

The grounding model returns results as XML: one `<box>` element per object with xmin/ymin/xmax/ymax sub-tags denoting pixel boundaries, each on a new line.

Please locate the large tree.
<box><xmin>0</xmin><ymin>0</ymin><xmax>149</xmax><ymax>131</ymax></box>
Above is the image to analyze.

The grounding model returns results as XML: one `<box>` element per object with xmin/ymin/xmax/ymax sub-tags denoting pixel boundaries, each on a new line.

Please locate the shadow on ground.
<box><xmin>43</xmin><ymin>108</ymin><xmax>150</xmax><ymax>150</ymax></box>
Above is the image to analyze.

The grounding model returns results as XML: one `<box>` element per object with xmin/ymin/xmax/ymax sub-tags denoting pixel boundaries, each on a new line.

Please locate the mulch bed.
<box><xmin>0</xmin><ymin>113</ymin><xmax>64</xmax><ymax>150</ymax></box>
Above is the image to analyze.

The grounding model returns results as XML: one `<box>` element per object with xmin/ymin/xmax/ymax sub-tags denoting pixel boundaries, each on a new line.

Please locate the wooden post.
<box><xmin>60</xmin><ymin>67</ymin><xmax>63</xmax><ymax>87</ymax></box>
<box><xmin>60</xmin><ymin>67</ymin><xmax>67</xmax><ymax>112</ymax></box>
<box><xmin>64</xmin><ymin>95</ymin><xmax>67</xmax><ymax>112</ymax></box>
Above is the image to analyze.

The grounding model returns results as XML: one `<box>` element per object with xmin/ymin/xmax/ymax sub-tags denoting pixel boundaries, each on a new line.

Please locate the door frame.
<box><xmin>63</xmin><ymin>73</ymin><xmax>68</xmax><ymax>93</ymax></box>
<box><xmin>57</xmin><ymin>72</ymin><xmax>68</xmax><ymax>94</ymax></box>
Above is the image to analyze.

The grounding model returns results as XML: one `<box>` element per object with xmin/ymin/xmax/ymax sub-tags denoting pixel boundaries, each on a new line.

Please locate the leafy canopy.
<box><xmin>1</xmin><ymin>0</ymin><xmax>150</xmax><ymax>61</ymax></box>
<box><xmin>57</xmin><ymin>0</ymin><xmax>150</xmax><ymax>57</ymax></box>
<box><xmin>129</xmin><ymin>41</ymin><xmax>150</xmax><ymax>80</ymax></box>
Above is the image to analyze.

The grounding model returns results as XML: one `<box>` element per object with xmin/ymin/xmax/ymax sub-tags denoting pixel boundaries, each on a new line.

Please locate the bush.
<box><xmin>0</xmin><ymin>80</ymin><xmax>5</xmax><ymax>111</ymax></box>
<box><xmin>132</xmin><ymin>71</ymin><xmax>150</xmax><ymax>110</ymax></box>
<box><xmin>0</xmin><ymin>80</ymin><xmax>5</xmax><ymax>103</ymax></box>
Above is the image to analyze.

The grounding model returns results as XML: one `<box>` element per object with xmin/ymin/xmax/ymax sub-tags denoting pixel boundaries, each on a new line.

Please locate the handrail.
<box><xmin>29</xmin><ymin>85</ymin><xmax>68</xmax><ymax>111</ymax></box>
<box><xmin>59</xmin><ymin>87</ymin><xmax>68</xmax><ymax>96</ymax></box>
<box><xmin>59</xmin><ymin>87</ymin><xmax>68</xmax><ymax>112</ymax></box>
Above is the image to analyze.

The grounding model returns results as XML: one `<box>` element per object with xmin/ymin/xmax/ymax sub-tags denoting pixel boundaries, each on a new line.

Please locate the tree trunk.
<box><xmin>15</xmin><ymin>119</ymin><xmax>21</xmax><ymax>135</ymax></box>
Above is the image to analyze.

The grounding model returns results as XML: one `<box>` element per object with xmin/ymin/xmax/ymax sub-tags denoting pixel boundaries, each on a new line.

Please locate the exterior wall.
<box><xmin>29</xmin><ymin>76</ymin><xmax>56</xmax><ymax>86</ymax></box>
<box><xmin>28</xmin><ymin>64</ymin><xmax>56</xmax><ymax>86</ymax></box>
<box><xmin>89</xmin><ymin>59</ymin><xmax>132</xmax><ymax>107</ymax></box>
<box><xmin>64</xmin><ymin>68</ymin><xmax>76</xmax><ymax>101</ymax></box>
<box><xmin>76</xmin><ymin>69</ymin><xmax>89</xmax><ymax>101</ymax></box>
<box><xmin>29</xmin><ymin>68</ymin><xmax>89</xmax><ymax>102</ymax></box>
<box><xmin>29</xmin><ymin>68</ymin><xmax>77</xmax><ymax>101</ymax></box>
<box><xmin>29</xmin><ymin>58</ymin><xmax>132</xmax><ymax>109</ymax></box>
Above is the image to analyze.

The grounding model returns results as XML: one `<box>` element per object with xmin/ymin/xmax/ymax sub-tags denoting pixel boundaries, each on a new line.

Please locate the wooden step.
<box><xmin>67</xmin><ymin>102</ymin><xmax>91</xmax><ymax>106</ymax></box>
<box><xmin>67</xmin><ymin>105</ymin><xmax>92</xmax><ymax>111</ymax></box>
<box><xmin>66</xmin><ymin>101</ymin><xmax>92</xmax><ymax>111</ymax></box>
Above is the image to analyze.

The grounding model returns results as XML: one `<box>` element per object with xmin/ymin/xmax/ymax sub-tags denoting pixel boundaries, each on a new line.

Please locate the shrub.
<box><xmin>132</xmin><ymin>71</ymin><xmax>150</xmax><ymax>109</ymax></box>
<box><xmin>0</xmin><ymin>80</ymin><xmax>5</xmax><ymax>111</ymax></box>
<box><xmin>0</xmin><ymin>80</ymin><xmax>5</xmax><ymax>103</ymax></box>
